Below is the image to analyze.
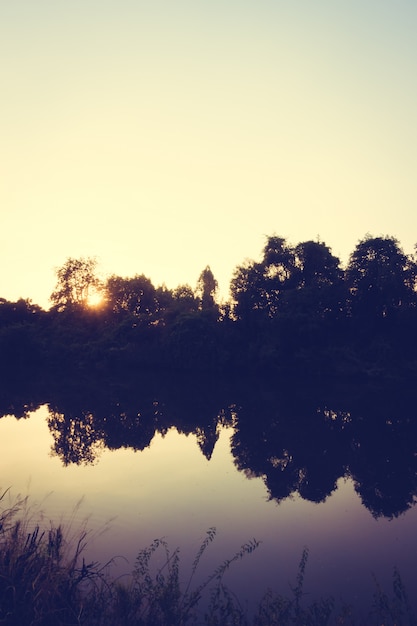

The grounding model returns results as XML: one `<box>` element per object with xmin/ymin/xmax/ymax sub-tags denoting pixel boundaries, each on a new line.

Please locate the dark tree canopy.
<box><xmin>105</xmin><ymin>274</ymin><xmax>157</xmax><ymax>319</ymax></box>
<box><xmin>230</xmin><ymin>260</ymin><xmax>267</xmax><ymax>321</ymax></box>
<box><xmin>170</xmin><ymin>284</ymin><xmax>199</xmax><ymax>316</ymax></box>
<box><xmin>230</xmin><ymin>236</ymin><xmax>297</xmax><ymax>322</ymax></box>
<box><xmin>294</xmin><ymin>240</ymin><xmax>342</xmax><ymax>288</ymax></box>
<box><xmin>2</xmin><ymin>232</ymin><xmax>417</xmax><ymax>379</ymax></box>
<box><xmin>262</xmin><ymin>236</ymin><xmax>296</xmax><ymax>283</ymax></box>
<box><xmin>230</xmin><ymin>236</ymin><xmax>345</xmax><ymax>323</ymax></box>
<box><xmin>346</xmin><ymin>235</ymin><xmax>416</xmax><ymax>319</ymax></box>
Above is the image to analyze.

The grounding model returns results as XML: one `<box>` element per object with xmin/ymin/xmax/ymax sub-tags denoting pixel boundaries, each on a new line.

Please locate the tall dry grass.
<box><xmin>0</xmin><ymin>489</ymin><xmax>416</xmax><ymax>625</ymax></box>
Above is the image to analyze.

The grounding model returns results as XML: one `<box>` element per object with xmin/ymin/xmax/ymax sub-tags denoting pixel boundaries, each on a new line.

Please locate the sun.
<box><xmin>86</xmin><ymin>290</ymin><xmax>105</xmax><ymax>308</ymax></box>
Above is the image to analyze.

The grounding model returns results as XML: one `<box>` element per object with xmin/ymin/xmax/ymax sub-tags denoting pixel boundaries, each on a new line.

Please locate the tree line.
<box><xmin>1</xmin><ymin>233</ymin><xmax>417</xmax><ymax>378</ymax></box>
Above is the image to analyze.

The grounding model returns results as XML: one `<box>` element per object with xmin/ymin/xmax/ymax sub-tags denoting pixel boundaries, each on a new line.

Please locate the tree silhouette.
<box><xmin>105</xmin><ymin>274</ymin><xmax>157</xmax><ymax>320</ymax></box>
<box><xmin>230</xmin><ymin>236</ymin><xmax>296</xmax><ymax>322</ymax></box>
<box><xmin>346</xmin><ymin>235</ymin><xmax>416</xmax><ymax>320</ymax></box>
<box><xmin>50</xmin><ymin>257</ymin><xmax>101</xmax><ymax>312</ymax></box>
<box><xmin>2</xmin><ymin>230</ymin><xmax>417</xmax><ymax>378</ymax></box>
<box><xmin>294</xmin><ymin>240</ymin><xmax>342</xmax><ymax>288</ymax></box>
<box><xmin>196</xmin><ymin>266</ymin><xmax>218</xmax><ymax>312</ymax></box>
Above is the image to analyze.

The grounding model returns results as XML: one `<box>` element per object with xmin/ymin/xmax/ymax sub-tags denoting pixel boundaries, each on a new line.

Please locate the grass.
<box><xmin>0</xmin><ymin>489</ymin><xmax>416</xmax><ymax>625</ymax></box>
<box><xmin>0</xmin><ymin>489</ymin><xmax>111</xmax><ymax>625</ymax></box>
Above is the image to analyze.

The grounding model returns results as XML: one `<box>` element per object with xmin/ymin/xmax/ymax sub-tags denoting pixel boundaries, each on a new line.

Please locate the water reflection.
<box><xmin>231</xmin><ymin>385</ymin><xmax>417</xmax><ymax>519</ymax></box>
<box><xmin>1</xmin><ymin>372</ymin><xmax>417</xmax><ymax>519</ymax></box>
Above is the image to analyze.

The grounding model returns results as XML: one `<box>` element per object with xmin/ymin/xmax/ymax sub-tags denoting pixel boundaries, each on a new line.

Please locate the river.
<box><xmin>1</xmin><ymin>373</ymin><xmax>416</xmax><ymax>620</ymax></box>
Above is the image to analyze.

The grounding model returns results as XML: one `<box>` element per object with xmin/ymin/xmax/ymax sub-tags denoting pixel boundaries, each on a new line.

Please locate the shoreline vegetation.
<box><xmin>1</xmin><ymin>234</ymin><xmax>417</xmax><ymax>381</ymax></box>
<box><xmin>0</xmin><ymin>490</ymin><xmax>416</xmax><ymax>626</ymax></box>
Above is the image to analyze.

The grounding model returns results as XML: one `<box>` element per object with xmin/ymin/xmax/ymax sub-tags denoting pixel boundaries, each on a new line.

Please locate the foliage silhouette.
<box><xmin>1</xmin><ymin>233</ymin><xmax>417</xmax><ymax>378</ymax></box>
<box><xmin>50</xmin><ymin>257</ymin><xmax>101</xmax><ymax>312</ymax></box>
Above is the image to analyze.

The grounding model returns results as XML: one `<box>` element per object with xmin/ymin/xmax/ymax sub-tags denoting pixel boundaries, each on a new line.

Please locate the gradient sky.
<box><xmin>2</xmin><ymin>0</ymin><xmax>417</xmax><ymax>308</ymax></box>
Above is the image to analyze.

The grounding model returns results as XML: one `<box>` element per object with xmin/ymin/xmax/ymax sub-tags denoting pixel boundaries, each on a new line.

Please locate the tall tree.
<box><xmin>196</xmin><ymin>266</ymin><xmax>218</xmax><ymax>311</ymax></box>
<box><xmin>50</xmin><ymin>257</ymin><xmax>101</xmax><ymax>312</ymax></box>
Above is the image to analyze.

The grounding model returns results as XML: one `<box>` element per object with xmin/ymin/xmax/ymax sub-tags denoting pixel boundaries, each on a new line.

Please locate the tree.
<box><xmin>50</xmin><ymin>257</ymin><xmax>101</xmax><ymax>312</ymax></box>
<box><xmin>262</xmin><ymin>235</ymin><xmax>296</xmax><ymax>284</ymax></box>
<box><xmin>230</xmin><ymin>236</ymin><xmax>296</xmax><ymax>321</ymax></box>
<box><xmin>0</xmin><ymin>298</ymin><xmax>44</xmax><ymax>325</ymax></box>
<box><xmin>172</xmin><ymin>284</ymin><xmax>197</xmax><ymax>307</ymax></box>
<box><xmin>230</xmin><ymin>260</ymin><xmax>267</xmax><ymax>321</ymax></box>
<box><xmin>165</xmin><ymin>310</ymin><xmax>220</xmax><ymax>369</ymax></box>
<box><xmin>196</xmin><ymin>266</ymin><xmax>218</xmax><ymax>311</ymax></box>
<box><xmin>346</xmin><ymin>235</ymin><xmax>416</xmax><ymax>320</ymax></box>
<box><xmin>105</xmin><ymin>274</ymin><xmax>157</xmax><ymax>319</ymax></box>
<box><xmin>280</xmin><ymin>240</ymin><xmax>347</xmax><ymax>321</ymax></box>
<box><xmin>294</xmin><ymin>240</ymin><xmax>342</xmax><ymax>288</ymax></box>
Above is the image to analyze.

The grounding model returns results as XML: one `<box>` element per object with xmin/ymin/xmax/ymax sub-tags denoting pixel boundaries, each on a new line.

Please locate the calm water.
<box><xmin>1</xmin><ymin>374</ymin><xmax>417</xmax><ymax>619</ymax></box>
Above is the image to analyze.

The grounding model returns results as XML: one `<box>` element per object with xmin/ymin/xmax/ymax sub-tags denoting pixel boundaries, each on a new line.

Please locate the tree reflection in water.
<box><xmin>2</xmin><ymin>371</ymin><xmax>417</xmax><ymax>519</ymax></box>
<box><xmin>48</xmin><ymin>409</ymin><xmax>104</xmax><ymax>465</ymax></box>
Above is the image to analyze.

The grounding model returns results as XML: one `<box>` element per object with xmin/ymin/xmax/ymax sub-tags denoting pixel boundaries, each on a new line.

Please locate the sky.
<box><xmin>2</xmin><ymin>0</ymin><xmax>417</xmax><ymax>308</ymax></box>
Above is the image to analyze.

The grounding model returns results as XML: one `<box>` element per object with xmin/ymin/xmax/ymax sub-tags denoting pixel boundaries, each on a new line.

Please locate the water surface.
<box><xmin>1</xmin><ymin>374</ymin><xmax>416</xmax><ymax>618</ymax></box>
